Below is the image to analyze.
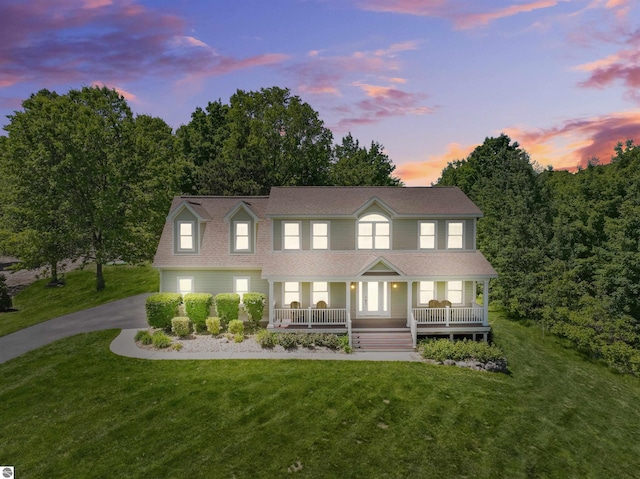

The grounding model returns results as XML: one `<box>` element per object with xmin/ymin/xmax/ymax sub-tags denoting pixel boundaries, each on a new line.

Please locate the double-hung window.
<box><xmin>284</xmin><ymin>282</ymin><xmax>300</xmax><ymax>306</ymax></box>
<box><xmin>358</xmin><ymin>214</ymin><xmax>390</xmax><ymax>250</ymax></box>
<box><xmin>312</xmin><ymin>282</ymin><xmax>329</xmax><ymax>305</ymax></box>
<box><xmin>311</xmin><ymin>222</ymin><xmax>328</xmax><ymax>250</ymax></box>
<box><xmin>283</xmin><ymin>222</ymin><xmax>301</xmax><ymax>250</ymax></box>
<box><xmin>234</xmin><ymin>277</ymin><xmax>250</xmax><ymax>303</ymax></box>
<box><xmin>235</xmin><ymin>222</ymin><xmax>250</xmax><ymax>251</ymax></box>
<box><xmin>419</xmin><ymin>221</ymin><xmax>436</xmax><ymax>249</ymax></box>
<box><xmin>178</xmin><ymin>221</ymin><xmax>195</xmax><ymax>251</ymax></box>
<box><xmin>177</xmin><ymin>277</ymin><xmax>194</xmax><ymax>295</ymax></box>
<box><xmin>447</xmin><ymin>221</ymin><xmax>464</xmax><ymax>249</ymax></box>
<box><xmin>447</xmin><ymin>281</ymin><xmax>463</xmax><ymax>304</ymax></box>
<box><xmin>419</xmin><ymin>281</ymin><xmax>435</xmax><ymax>304</ymax></box>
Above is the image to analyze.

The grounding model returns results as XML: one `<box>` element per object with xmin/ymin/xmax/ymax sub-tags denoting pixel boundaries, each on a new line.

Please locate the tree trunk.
<box><xmin>50</xmin><ymin>261</ymin><xmax>58</xmax><ymax>283</ymax></box>
<box><xmin>96</xmin><ymin>262</ymin><xmax>105</xmax><ymax>291</ymax></box>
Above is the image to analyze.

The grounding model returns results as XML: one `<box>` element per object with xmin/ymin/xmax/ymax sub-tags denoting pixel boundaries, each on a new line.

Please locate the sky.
<box><xmin>1</xmin><ymin>0</ymin><xmax>640</xmax><ymax>185</ymax></box>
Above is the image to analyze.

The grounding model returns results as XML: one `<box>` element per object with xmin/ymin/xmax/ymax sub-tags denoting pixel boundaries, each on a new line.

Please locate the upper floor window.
<box><xmin>283</xmin><ymin>222</ymin><xmax>301</xmax><ymax>250</ymax></box>
<box><xmin>419</xmin><ymin>281</ymin><xmax>435</xmax><ymax>304</ymax></box>
<box><xmin>178</xmin><ymin>221</ymin><xmax>195</xmax><ymax>251</ymax></box>
<box><xmin>312</xmin><ymin>222</ymin><xmax>328</xmax><ymax>250</ymax></box>
<box><xmin>235</xmin><ymin>222</ymin><xmax>250</xmax><ymax>251</ymax></box>
<box><xmin>358</xmin><ymin>214</ymin><xmax>390</xmax><ymax>250</ymax></box>
<box><xmin>447</xmin><ymin>280</ymin><xmax>463</xmax><ymax>304</ymax></box>
<box><xmin>419</xmin><ymin>221</ymin><xmax>436</xmax><ymax>249</ymax></box>
<box><xmin>447</xmin><ymin>221</ymin><xmax>464</xmax><ymax>249</ymax></box>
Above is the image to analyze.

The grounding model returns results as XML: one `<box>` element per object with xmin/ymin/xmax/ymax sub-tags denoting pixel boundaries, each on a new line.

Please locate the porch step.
<box><xmin>352</xmin><ymin>331</ymin><xmax>414</xmax><ymax>351</ymax></box>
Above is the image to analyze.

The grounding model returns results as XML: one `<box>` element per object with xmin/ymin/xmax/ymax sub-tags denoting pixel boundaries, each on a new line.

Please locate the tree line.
<box><xmin>439</xmin><ymin>134</ymin><xmax>640</xmax><ymax>375</ymax></box>
<box><xmin>0</xmin><ymin>85</ymin><xmax>401</xmax><ymax>290</ymax></box>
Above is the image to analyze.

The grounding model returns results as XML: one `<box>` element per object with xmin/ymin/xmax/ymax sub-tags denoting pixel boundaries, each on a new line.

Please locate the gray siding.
<box><xmin>330</xmin><ymin>219</ymin><xmax>355</xmax><ymax>250</ymax></box>
<box><xmin>161</xmin><ymin>269</ymin><xmax>268</xmax><ymax>298</ymax></box>
<box><xmin>390</xmin><ymin>283</ymin><xmax>407</xmax><ymax>317</ymax></box>
<box><xmin>393</xmin><ymin>219</ymin><xmax>417</xmax><ymax>250</ymax></box>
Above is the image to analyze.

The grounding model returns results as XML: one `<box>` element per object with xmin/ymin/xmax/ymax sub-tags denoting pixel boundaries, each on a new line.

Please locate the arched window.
<box><xmin>358</xmin><ymin>213</ymin><xmax>390</xmax><ymax>249</ymax></box>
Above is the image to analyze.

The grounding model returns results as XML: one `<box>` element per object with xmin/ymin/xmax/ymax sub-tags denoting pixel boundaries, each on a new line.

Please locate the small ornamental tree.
<box><xmin>0</xmin><ymin>274</ymin><xmax>12</xmax><ymax>311</ymax></box>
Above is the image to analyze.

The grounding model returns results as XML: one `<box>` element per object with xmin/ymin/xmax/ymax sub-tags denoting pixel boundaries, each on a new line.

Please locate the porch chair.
<box><xmin>440</xmin><ymin>300</ymin><xmax>452</xmax><ymax>308</ymax></box>
<box><xmin>316</xmin><ymin>300</ymin><xmax>327</xmax><ymax>309</ymax></box>
<box><xmin>290</xmin><ymin>301</ymin><xmax>301</xmax><ymax>323</ymax></box>
<box><xmin>428</xmin><ymin>299</ymin><xmax>440</xmax><ymax>308</ymax></box>
<box><xmin>314</xmin><ymin>300</ymin><xmax>327</xmax><ymax>322</ymax></box>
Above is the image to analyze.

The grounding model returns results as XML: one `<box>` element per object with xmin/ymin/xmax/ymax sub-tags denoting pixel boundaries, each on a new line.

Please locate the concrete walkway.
<box><xmin>0</xmin><ymin>293</ymin><xmax>423</xmax><ymax>363</ymax></box>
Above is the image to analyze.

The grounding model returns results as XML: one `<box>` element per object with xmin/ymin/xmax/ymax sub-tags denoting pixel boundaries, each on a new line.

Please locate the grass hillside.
<box><xmin>0</xmin><ymin>263</ymin><xmax>158</xmax><ymax>337</ymax></box>
<box><xmin>1</xmin><ymin>310</ymin><xmax>639</xmax><ymax>478</ymax></box>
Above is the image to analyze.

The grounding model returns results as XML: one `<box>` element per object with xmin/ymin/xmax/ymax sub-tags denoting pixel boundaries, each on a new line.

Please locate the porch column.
<box><xmin>406</xmin><ymin>281</ymin><xmax>413</xmax><ymax>327</ymax></box>
<box><xmin>268</xmin><ymin>280</ymin><xmax>275</xmax><ymax>329</ymax></box>
<box><xmin>345</xmin><ymin>281</ymin><xmax>351</xmax><ymax>317</ymax></box>
<box><xmin>483</xmin><ymin>280</ymin><xmax>489</xmax><ymax>326</ymax></box>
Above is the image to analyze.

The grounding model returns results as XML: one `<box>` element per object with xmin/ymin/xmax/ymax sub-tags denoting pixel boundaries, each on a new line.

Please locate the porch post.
<box><xmin>345</xmin><ymin>281</ymin><xmax>351</xmax><ymax>319</ymax></box>
<box><xmin>268</xmin><ymin>280</ymin><xmax>275</xmax><ymax>329</ymax></box>
<box><xmin>406</xmin><ymin>281</ymin><xmax>413</xmax><ymax>327</ymax></box>
<box><xmin>483</xmin><ymin>280</ymin><xmax>489</xmax><ymax>326</ymax></box>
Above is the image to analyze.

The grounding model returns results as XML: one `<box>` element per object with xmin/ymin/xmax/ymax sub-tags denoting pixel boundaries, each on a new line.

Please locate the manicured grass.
<box><xmin>0</xmin><ymin>263</ymin><xmax>158</xmax><ymax>337</ymax></box>
<box><xmin>1</xmin><ymin>310</ymin><xmax>639</xmax><ymax>478</ymax></box>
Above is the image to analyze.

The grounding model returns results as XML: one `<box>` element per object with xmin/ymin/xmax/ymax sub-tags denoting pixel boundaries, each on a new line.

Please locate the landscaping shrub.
<box><xmin>0</xmin><ymin>274</ymin><xmax>12</xmax><ymax>312</ymax></box>
<box><xmin>215</xmin><ymin>293</ymin><xmax>240</xmax><ymax>326</ymax></box>
<box><xmin>206</xmin><ymin>317</ymin><xmax>221</xmax><ymax>335</ymax></box>
<box><xmin>338</xmin><ymin>334</ymin><xmax>352</xmax><ymax>353</ymax></box>
<box><xmin>151</xmin><ymin>330</ymin><xmax>172</xmax><ymax>349</ymax></box>
<box><xmin>234</xmin><ymin>333</ymin><xmax>244</xmax><ymax>343</ymax></box>
<box><xmin>277</xmin><ymin>333</ymin><xmax>299</xmax><ymax>350</ymax></box>
<box><xmin>418</xmin><ymin>338</ymin><xmax>506</xmax><ymax>364</ymax></box>
<box><xmin>145</xmin><ymin>293</ymin><xmax>181</xmax><ymax>330</ymax></box>
<box><xmin>183</xmin><ymin>293</ymin><xmax>213</xmax><ymax>330</ymax></box>
<box><xmin>256</xmin><ymin>329</ymin><xmax>277</xmax><ymax>348</ymax></box>
<box><xmin>171</xmin><ymin>317</ymin><xmax>191</xmax><ymax>338</ymax></box>
<box><xmin>134</xmin><ymin>329</ymin><xmax>152</xmax><ymax>345</ymax></box>
<box><xmin>228</xmin><ymin>319</ymin><xmax>244</xmax><ymax>335</ymax></box>
<box><xmin>243</xmin><ymin>292</ymin><xmax>266</xmax><ymax>327</ymax></box>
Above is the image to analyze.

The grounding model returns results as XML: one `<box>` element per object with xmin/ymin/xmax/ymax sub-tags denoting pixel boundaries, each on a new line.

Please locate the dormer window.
<box><xmin>358</xmin><ymin>213</ymin><xmax>390</xmax><ymax>250</ymax></box>
<box><xmin>447</xmin><ymin>221</ymin><xmax>464</xmax><ymax>249</ymax></box>
<box><xmin>178</xmin><ymin>221</ymin><xmax>195</xmax><ymax>251</ymax></box>
<box><xmin>235</xmin><ymin>222</ymin><xmax>250</xmax><ymax>251</ymax></box>
<box><xmin>283</xmin><ymin>222</ymin><xmax>301</xmax><ymax>250</ymax></box>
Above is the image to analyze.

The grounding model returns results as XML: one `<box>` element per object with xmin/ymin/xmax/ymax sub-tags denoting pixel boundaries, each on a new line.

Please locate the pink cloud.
<box><xmin>91</xmin><ymin>81</ymin><xmax>137</xmax><ymax>103</ymax></box>
<box><xmin>396</xmin><ymin>143</ymin><xmax>476</xmax><ymax>185</ymax></box>
<box><xmin>356</xmin><ymin>0</ymin><xmax>562</xmax><ymax>29</ymax></box>
<box><xmin>0</xmin><ymin>0</ymin><xmax>286</xmax><ymax>91</ymax></box>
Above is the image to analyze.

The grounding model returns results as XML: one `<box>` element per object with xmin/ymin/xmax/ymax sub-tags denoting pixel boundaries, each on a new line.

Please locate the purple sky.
<box><xmin>1</xmin><ymin>0</ymin><xmax>639</xmax><ymax>184</ymax></box>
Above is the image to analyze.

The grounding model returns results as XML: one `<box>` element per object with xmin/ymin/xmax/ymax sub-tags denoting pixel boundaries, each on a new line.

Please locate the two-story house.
<box><xmin>153</xmin><ymin>186</ymin><xmax>497</xmax><ymax>349</ymax></box>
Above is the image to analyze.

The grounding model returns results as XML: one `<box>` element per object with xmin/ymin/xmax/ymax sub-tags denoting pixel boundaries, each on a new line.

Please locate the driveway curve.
<box><xmin>0</xmin><ymin>293</ymin><xmax>150</xmax><ymax>364</ymax></box>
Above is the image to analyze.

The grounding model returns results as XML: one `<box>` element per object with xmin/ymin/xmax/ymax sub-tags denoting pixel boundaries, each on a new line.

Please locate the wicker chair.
<box><xmin>316</xmin><ymin>300</ymin><xmax>327</xmax><ymax>309</ymax></box>
<box><xmin>428</xmin><ymin>299</ymin><xmax>440</xmax><ymax>308</ymax></box>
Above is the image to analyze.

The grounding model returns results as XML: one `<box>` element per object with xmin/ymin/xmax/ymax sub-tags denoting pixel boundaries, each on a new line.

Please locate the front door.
<box><xmin>357</xmin><ymin>281</ymin><xmax>389</xmax><ymax>317</ymax></box>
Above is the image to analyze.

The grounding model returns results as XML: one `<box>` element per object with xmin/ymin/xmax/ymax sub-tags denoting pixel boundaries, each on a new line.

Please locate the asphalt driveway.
<box><xmin>0</xmin><ymin>293</ymin><xmax>150</xmax><ymax>364</ymax></box>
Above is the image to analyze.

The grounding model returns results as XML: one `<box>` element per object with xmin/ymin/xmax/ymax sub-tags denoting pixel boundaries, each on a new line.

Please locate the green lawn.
<box><xmin>0</xmin><ymin>263</ymin><xmax>158</xmax><ymax>337</ymax></box>
<box><xmin>1</xmin><ymin>310</ymin><xmax>639</xmax><ymax>478</ymax></box>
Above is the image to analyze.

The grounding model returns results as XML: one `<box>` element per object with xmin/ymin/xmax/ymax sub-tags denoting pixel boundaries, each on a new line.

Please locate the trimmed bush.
<box><xmin>171</xmin><ymin>317</ymin><xmax>191</xmax><ymax>338</ymax></box>
<box><xmin>256</xmin><ymin>329</ymin><xmax>277</xmax><ymax>348</ymax></box>
<box><xmin>277</xmin><ymin>333</ymin><xmax>299</xmax><ymax>350</ymax></box>
<box><xmin>418</xmin><ymin>338</ymin><xmax>506</xmax><ymax>364</ymax></box>
<box><xmin>243</xmin><ymin>292</ymin><xmax>266</xmax><ymax>327</ymax></box>
<box><xmin>146</xmin><ymin>293</ymin><xmax>181</xmax><ymax>330</ymax></box>
<box><xmin>234</xmin><ymin>333</ymin><xmax>244</xmax><ymax>343</ymax></box>
<box><xmin>183</xmin><ymin>293</ymin><xmax>213</xmax><ymax>330</ymax></box>
<box><xmin>228</xmin><ymin>319</ymin><xmax>244</xmax><ymax>335</ymax></box>
<box><xmin>215</xmin><ymin>293</ymin><xmax>240</xmax><ymax>326</ymax></box>
<box><xmin>152</xmin><ymin>330</ymin><xmax>172</xmax><ymax>349</ymax></box>
<box><xmin>206</xmin><ymin>317</ymin><xmax>221</xmax><ymax>335</ymax></box>
<box><xmin>134</xmin><ymin>329</ymin><xmax>152</xmax><ymax>345</ymax></box>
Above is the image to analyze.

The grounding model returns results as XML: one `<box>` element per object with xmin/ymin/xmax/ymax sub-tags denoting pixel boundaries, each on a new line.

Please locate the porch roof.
<box><xmin>261</xmin><ymin>250</ymin><xmax>497</xmax><ymax>281</ymax></box>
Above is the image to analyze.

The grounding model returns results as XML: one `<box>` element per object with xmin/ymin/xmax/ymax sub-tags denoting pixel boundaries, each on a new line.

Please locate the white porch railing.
<box><xmin>410</xmin><ymin>311</ymin><xmax>417</xmax><ymax>348</ymax></box>
<box><xmin>412</xmin><ymin>304</ymin><xmax>484</xmax><ymax>326</ymax></box>
<box><xmin>273</xmin><ymin>308</ymin><xmax>348</xmax><ymax>328</ymax></box>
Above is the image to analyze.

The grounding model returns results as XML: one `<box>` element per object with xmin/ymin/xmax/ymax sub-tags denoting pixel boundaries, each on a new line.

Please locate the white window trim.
<box><xmin>446</xmin><ymin>221</ymin><xmax>465</xmax><ymax>250</ymax></box>
<box><xmin>357</xmin><ymin>213</ymin><xmax>390</xmax><ymax>250</ymax></box>
<box><xmin>311</xmin><ymin>281</ymin><xmax>330</xmax><ymax>305</ymax></box>
<box><xmin>311</xmin><ymin>221</ymin><xmax>329</xmax><ymax>250</ymax></box>
<box><xmin>177</xmin><ymin>276</ymin><xmax>194</xmax><ymax>296</ymax></box>
<box><xmin>234</xmin><ymin>276</ymin><xmax>250</xmax><ymax>304</ymax></box>
<box><xmin>418</xmin><ymin>281</ymin><xmax>435</xmax><ymax>305</ymax></box>
<box><xmin>446</xmin><ymin>280</ymin><xmax>464</xmax><ymax>305</ymax></box>
<box><xmin>234</xmin><ymin>221</ymin><xmax>251</xmax><ymax>252</ymax></box>
<box><xmin>284</xmin><ymin>281</ymin><xmax>301</xmax><ymax>306</ymax></box>
<box><xmin>177</xmin><ymin>221</ymin><xmax>196</xmax><ymax>252</ymax></box>
<box><xmin>419</xmin><ymin>221</ymin><xmax>436</xmax><ymax>250</ymax></box>
<box><xmin>283</xmin><ymin>221</ymin><xmax>302</xmax><ymax>250</ymax></box>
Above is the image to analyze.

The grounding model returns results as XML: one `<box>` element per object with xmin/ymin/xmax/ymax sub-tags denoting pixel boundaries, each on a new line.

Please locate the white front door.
<box><xmin>357</xmin><ymin>281</ymin><xmax>389</xmax><ymax>317</ymax></box>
